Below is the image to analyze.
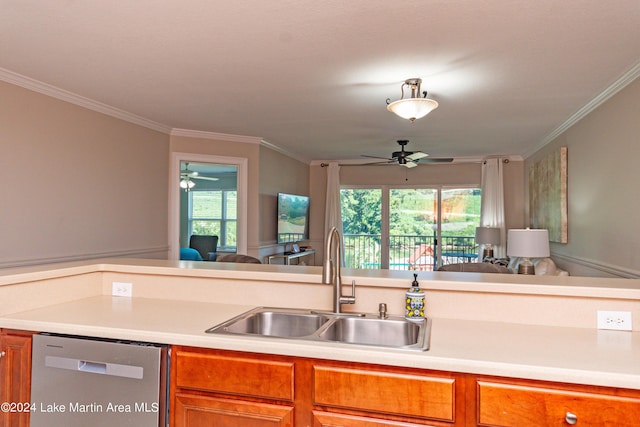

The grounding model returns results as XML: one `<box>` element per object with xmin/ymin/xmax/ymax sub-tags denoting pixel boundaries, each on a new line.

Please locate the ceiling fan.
<box><xmin>180</xmin><ymin>162</ymin><xmax>219</xmax><ymax>191</ymax></box>
<box><xmin>361</xmin><ymin>140</ymin><xmax>453</xmax><ymax>168</ymax></box>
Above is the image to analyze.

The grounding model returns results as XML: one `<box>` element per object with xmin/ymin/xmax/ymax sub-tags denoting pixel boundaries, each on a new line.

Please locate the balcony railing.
<box><xmin>343</xmin><ymin>234</ymin><xmax>477</xmax><ymax>271</ymax></box>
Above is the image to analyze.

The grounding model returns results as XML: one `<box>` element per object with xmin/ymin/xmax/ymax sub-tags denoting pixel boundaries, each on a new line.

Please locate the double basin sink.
<box><xmin>206</xmin><ymin>307</ymin><xmax>431</xmax><ymax>351</ymax></box>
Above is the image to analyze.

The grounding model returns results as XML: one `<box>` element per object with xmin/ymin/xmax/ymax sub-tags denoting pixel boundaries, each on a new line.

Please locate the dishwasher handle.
<box><xmin>78</xmin><ymin>360</ymin><xmax>107</xmax><ymax>374</ymax></box>
<box><xmin>45</xmin><ymin>355</ymin><xmax>144</xmax><ymax>379</ymax></box>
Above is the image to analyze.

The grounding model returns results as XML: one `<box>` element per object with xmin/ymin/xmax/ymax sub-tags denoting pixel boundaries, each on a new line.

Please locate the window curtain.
<box><xmin>324</xmin><ymin>162</ymin><xmax>343</xmax><ymax>264</ymax></box>
<box><xmin>480</xmin><ymin>158</ymin><xmax>506</xmax><ymax>258</ymax></box>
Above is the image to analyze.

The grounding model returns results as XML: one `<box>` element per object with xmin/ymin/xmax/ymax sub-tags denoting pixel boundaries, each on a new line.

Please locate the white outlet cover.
<box><xmin>597</xmin><ymin>310</ymin><xmax>632</xmax><ymax>331</ymax></box>
<box><xmin>112</xmin><ymin>281</ymin><xmax>133</xmax><ymax>297</ymax></box>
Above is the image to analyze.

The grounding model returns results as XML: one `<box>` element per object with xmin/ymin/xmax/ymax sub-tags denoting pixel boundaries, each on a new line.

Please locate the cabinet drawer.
<box><xmin>477</xmin><ymin>380</ymin><xmax>640</xmax><ymax>426</ymax></box>
<box><xmin>174</xmin><ymin>393</ymin><xmax>293</xmax><ymax>427</ymax></box>
<box><xmin>313</xmin><ymin>366</ymin><xmax>455</xmax><ymax>422</ymax></box>
<box><xmin>175</xmin><ymin>350</ymin><xmax>294</xmax><ymax>401</ymax></box>
<box><xmin>313</xmin><ymin>410</ymin><xmax>428</xmax><ymax>426</ymax></box>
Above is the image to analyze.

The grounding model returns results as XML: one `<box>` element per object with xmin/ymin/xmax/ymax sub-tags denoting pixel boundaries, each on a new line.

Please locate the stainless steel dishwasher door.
<box><xmin>30</xmin><ymin>334</ymin><xmax>168</xmax><ymax>427</ymax></box>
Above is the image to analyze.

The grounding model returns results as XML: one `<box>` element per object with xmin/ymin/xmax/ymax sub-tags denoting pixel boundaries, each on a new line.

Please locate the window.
<box><xmin>188</xmin><ymin>190</ymin><xmax>237</xmax><ymax>251</ymax></box>
<box><xmin>341</xmin><ymin>186</ymin><xmax>481</xmax><ymax>270</ymax></box>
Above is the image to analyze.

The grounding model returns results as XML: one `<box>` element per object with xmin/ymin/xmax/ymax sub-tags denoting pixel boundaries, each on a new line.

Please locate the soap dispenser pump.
<box><xmin>405</xmin><ymin>273</ymin><xmax>425</xmax><ymax>321</ymax></box>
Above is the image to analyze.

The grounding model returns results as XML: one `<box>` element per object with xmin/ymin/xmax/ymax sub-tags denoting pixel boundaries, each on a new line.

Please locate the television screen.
<box><xmin>277</xmin><ymin>193</ymin><xmax>310</xmax><ymax>244</ymax></box>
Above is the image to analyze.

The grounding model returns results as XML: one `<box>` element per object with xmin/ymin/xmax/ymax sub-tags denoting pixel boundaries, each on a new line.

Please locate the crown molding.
<box><xmin>170</xmin><ymin>128</ymin><xmax>263</xmax><ymax>144</ymax></box>
<box><xmin>260</xmin><ymin>139</ymin><xmax>310</xmax><ymax>164</ymax></box>
<box><xmin>0</xmin><ymin>67</ymin><xmax>172</xmax><ymax>134</ymax></box>
<box><xmin>524</xmin><ymin>60</ymin><xmax>640</xmax><ymax>159</ymax></box>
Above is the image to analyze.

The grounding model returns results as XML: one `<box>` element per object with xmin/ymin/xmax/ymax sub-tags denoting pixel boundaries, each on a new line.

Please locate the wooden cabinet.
<box><xmin>0</xmin><ymin>330</ymin><xmax>33</xmax><ymax>427</ymax></box>
<box><xmin>171</xmin><ymin>347</ymin><xmax>297</xmax><ymax>427</ymax></box>
<box><xmin>172</xmin><ymin>346</ymin><xmax>640</xmax><ymax>427</ymax></box>
<box><xmin>312</xmin><ymin>411</ymin><xmax>429</xmax><ymax>426</ymax></box>
<box><xmin>174</xmin><ymin>393</ymin><xmax>294</xmax><ymax>427</ymax></box>
<box><xmin>171</xmin><ymin>346</ymin><xmax>464</xmax><ymax>427</ymax></box>
<box><xmin>474</xmin><ymin>377</ymin><xmax>640</xmax><ymax>427</ymax></box>
<box><xmin>313</xmin><ymin>365</ymin><xmax>458</xmax><ymax>425</ymax></box>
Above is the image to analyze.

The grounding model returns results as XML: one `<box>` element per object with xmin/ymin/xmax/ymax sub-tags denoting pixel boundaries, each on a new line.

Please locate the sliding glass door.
<box><xmin>341</xmin><ymin>186</ymin><xmax>481</xmax><ymax>270</ymax></box>
<box><xmin>389</xmin><ymin>189</ymin><xmax>438</xmax><ymax>270</ymax></box>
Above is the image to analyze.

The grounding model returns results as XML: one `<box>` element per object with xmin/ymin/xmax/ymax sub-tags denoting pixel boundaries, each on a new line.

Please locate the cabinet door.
<box><xmin>313</xmin><ymin>365</ymin><xmax>456</xmax><ymax>423</ymax></box>
<box><xmin>477</xmin><ymin>380</ymin><xmax>640</xmax><ymax>426</ymax></box>
<box><xmin>0</xmin><ymin>332</ymin><xmax>33</xmax><ymax>427</ymax></box>
<box><xmin>313</xmin><ymin>410</ymin><xmax>430</xmax><ymax>426</ymax></box>
<box><xmin>174</xmin><ymin>392</ymin><xmax>294</xmax><ymax>427</ymax></box>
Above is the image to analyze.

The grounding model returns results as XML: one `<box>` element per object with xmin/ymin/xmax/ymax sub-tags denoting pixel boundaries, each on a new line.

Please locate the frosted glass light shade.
<box><xmin>507</xmin><ymin>229</ymin><xmax>550</xmax><ymax>258</ymax></box>
<box><xmin>387</xmin><ymin>98</ymin><xmax>439</xmax><ymax>121</ymax></box>
<box><xmin>475</xmin><ymin>227</ymin><xmax>501</xmax><ymax>245</ymax></box>
<box><xmin>180</xmin><ymin>179</ymin><xmax>195</xmax><ymax>190</ymax></box>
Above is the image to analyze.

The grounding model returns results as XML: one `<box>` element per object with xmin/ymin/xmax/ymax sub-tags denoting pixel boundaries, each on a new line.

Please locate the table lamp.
<box><xmin>475</xmin><ymin>227</ymin><xmax>501</xmax><ymax>260</ymax></box>
<box><xmin>507</xmin><ymin>228</ymin><xmax>550</xmax><ymax>275</ymax></box>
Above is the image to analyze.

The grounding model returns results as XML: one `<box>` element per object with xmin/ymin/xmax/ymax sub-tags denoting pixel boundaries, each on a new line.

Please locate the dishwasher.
<box><xmin>30</xmin><ymin>333</ymin><xmax>169</xmax><ymax>427</ymax></box>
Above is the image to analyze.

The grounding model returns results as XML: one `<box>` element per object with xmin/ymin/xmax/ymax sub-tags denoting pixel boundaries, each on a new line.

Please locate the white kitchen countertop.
<box><xmin>2</xmin><ymin>295</ymin><xmax>639</xmax><ymax>390</ymax></box>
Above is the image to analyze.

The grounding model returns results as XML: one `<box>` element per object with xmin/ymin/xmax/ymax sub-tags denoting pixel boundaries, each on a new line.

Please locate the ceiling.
<box><xmin>2</xmin><ymin>1</ymin><xmax>640</xmax><ymax>163</ymax></box>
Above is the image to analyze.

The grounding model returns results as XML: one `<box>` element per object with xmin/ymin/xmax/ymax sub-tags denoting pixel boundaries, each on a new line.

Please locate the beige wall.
<box><xmin>526</xmin><ymin>77</ymin><xmax>640</xmax><ymax>278</ymax></box>
<box><xmin>0</xmin><ymin>81</ymin><xmax>170</xmax><ymax>268</ymax></box>
<box><xmin>258</xmin><ymin>147</ymin><xmax>309</xmax><ymax>250</ymax></box>
<box><xmin>309</xmin><ymin>161</ymin><xmax>526</xmax><ymax>261</ymax></box>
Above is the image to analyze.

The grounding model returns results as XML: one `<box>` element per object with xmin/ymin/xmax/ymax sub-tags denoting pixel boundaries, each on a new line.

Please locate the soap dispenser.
<box><xmin>405</xmin><ymin>273</ymin><xmax>425</xmax><ymax>321</ymax></box>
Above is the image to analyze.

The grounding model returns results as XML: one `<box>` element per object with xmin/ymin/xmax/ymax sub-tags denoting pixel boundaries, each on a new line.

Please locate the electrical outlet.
<box><xmin>597</xmin><ymin>310</ymin><xmax>632</xmax><ymax>331</ymax></box>
<box><xmin>112</xmin><ymin>282</ymin><xmax>133</xmax><ymax>297</ymax></box>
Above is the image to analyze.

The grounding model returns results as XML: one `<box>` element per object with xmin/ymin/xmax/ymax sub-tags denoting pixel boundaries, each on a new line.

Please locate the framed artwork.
<box><xmin>529</xmin><ymin>146</ymin><xmax>568</xmax><ymax>243</ymax></box>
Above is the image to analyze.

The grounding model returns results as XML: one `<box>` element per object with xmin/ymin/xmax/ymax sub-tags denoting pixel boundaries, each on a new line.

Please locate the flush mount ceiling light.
<box><xmin>386</xmin><ymin>78</ymin><xmax>439</xmax><ymax>122</ymax></box>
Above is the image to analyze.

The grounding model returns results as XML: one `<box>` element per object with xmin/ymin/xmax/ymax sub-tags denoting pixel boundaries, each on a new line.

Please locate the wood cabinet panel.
<box><xmin>313</xmin><ymin>365</ymin><xmax>455</xmax><ymax>422</ymax></box>
<box><xmin>313</xmin><ymin>410</ymin><xmax>430</xmax><ymax>426</ymax></box>
<box><xmin>477</xmin><ymin>380</ymin><xmax>640</xmax><ymax>427</ymax></box>
<box><xmin>0</xmin><ymin>330</ymin><xmax>33</xmax><ymax>427</ymax></box>
<box><xmin>175</xmin><ymin>349</ymin><xmax>295</xmax><ymax>401</ymax></box>
<box><xmin>174</xmin><ymin>392</ymin><xmax>294</xmax><ymax>427</ymax></box>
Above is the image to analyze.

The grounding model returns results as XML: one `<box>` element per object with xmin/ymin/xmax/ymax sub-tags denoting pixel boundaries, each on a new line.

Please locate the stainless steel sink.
<box><xmin>206</xmin><ymin>308</ymin><xmax>331</xmax><ymax>338</ymax></box>
<box><xmin>206</xmin><ymin>307</ymin><xmax>431</xmax><ymax>351</ymax></box>
<box><xmin>317</xmin><ymin>316</ymin><xmax>428</xmax><ymax>350</ymax></box>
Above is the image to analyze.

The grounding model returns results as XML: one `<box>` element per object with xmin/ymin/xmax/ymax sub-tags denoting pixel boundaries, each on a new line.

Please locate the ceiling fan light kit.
<box><xmin>180</xmin><ymin>178</ymin><xmax>195</xmax><ymax>191</ymax></box>
<box><xmin>180</xmin><ymin>162</ymin><xmax>219</xmax><ymax>192</ymax></box>
<box><xmin>386</xmin><ymin>78</ymin><xmax>439</xmax><ymax>122</ymax></box>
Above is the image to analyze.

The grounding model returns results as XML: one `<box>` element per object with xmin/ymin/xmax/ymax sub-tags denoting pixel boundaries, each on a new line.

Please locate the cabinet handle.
<box><xmin>565</xmin><ymin>411</ymin><xmax>578</xmax><ymax>425</ymax></box>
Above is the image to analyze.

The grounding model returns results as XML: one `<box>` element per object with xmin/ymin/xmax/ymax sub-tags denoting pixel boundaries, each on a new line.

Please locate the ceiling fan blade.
<box><xmin>361</xmin><ymin>154</ymin><xmax>394</xmax><ymax>160</ymax></box>
<box><xmin>420</xmin><ymin>158</ymin><xmax>454</xmax><ymax>163</ymax></box>
<box><xmin>362</xmin><ymin>160</ymin><xmax>395</xmax><ymax>166</ymax></box>
<box><xmin>407</xmin><ymin>151</ymin><xmax>428</xmax><ymax>161</ymax></box>
<box><xmin>192</xmin><ymin>176</ymin><xmax>219</xmax><ymax>181</ymax></box>
<box><xmin>403</xmin><ymin>161</ymin><xmax>418</xmax><ymax>169</ymax></box>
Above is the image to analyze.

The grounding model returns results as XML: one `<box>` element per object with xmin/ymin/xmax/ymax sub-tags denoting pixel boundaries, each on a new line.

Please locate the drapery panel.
<box><xmin>324</xmin><ymin>162</ymin><xmax>343</xmax><ymax>265</ymax></box>
<box><xmin>480</xmin><ymin>158</ymin><xmax>506</xmax><ymax>258</ymax></box>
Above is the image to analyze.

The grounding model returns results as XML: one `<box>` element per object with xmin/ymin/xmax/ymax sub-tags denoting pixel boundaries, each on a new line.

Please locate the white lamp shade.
<box><xmin>507</xmin><ymin>229</ymin><xmax>550</xmax><ymax>258</ymax></box>
<box><xmin>475</xmin><ymin>227</ymin><xmax>501</xmax><ymax>245</ymax></box>
<box><xmin>387</xmin><ymin>98</ymin><xmax>439</xmax><ymax>121</ymax></box>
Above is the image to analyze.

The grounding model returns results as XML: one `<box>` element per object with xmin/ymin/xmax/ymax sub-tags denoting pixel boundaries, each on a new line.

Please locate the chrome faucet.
<box><xmin>322</xmin><ymin>227</ymin><xmax>355</xmax><ymax>313</ymax></box>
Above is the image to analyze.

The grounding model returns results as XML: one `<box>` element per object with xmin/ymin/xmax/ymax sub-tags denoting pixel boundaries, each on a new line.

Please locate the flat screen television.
<box><xmin>277</xmin><ymin>193</ymin><xmax>310</xmax><ymax>244</ymax></box>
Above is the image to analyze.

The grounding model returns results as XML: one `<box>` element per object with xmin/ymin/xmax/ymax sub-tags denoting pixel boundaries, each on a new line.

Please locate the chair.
<box><xmin>216</xmin><ymin>254</ymin><xmax>262</xmax><ymax>264</ymax></box>
<box><xmin>179</xmin><ymin>247</ymin><xmax>203</xmax><ymax>261</ymax></box>
<box><xmin>189</xmin><ymin>235</ymin><xmax>219</xmax><ymax>261</ymax></box>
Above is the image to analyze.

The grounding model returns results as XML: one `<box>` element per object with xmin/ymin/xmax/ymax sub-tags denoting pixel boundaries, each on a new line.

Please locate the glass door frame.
<box><xmin>342</xmin><ymin>184</ymin><xmax>478</xmax><ymax>270</ymax></box>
